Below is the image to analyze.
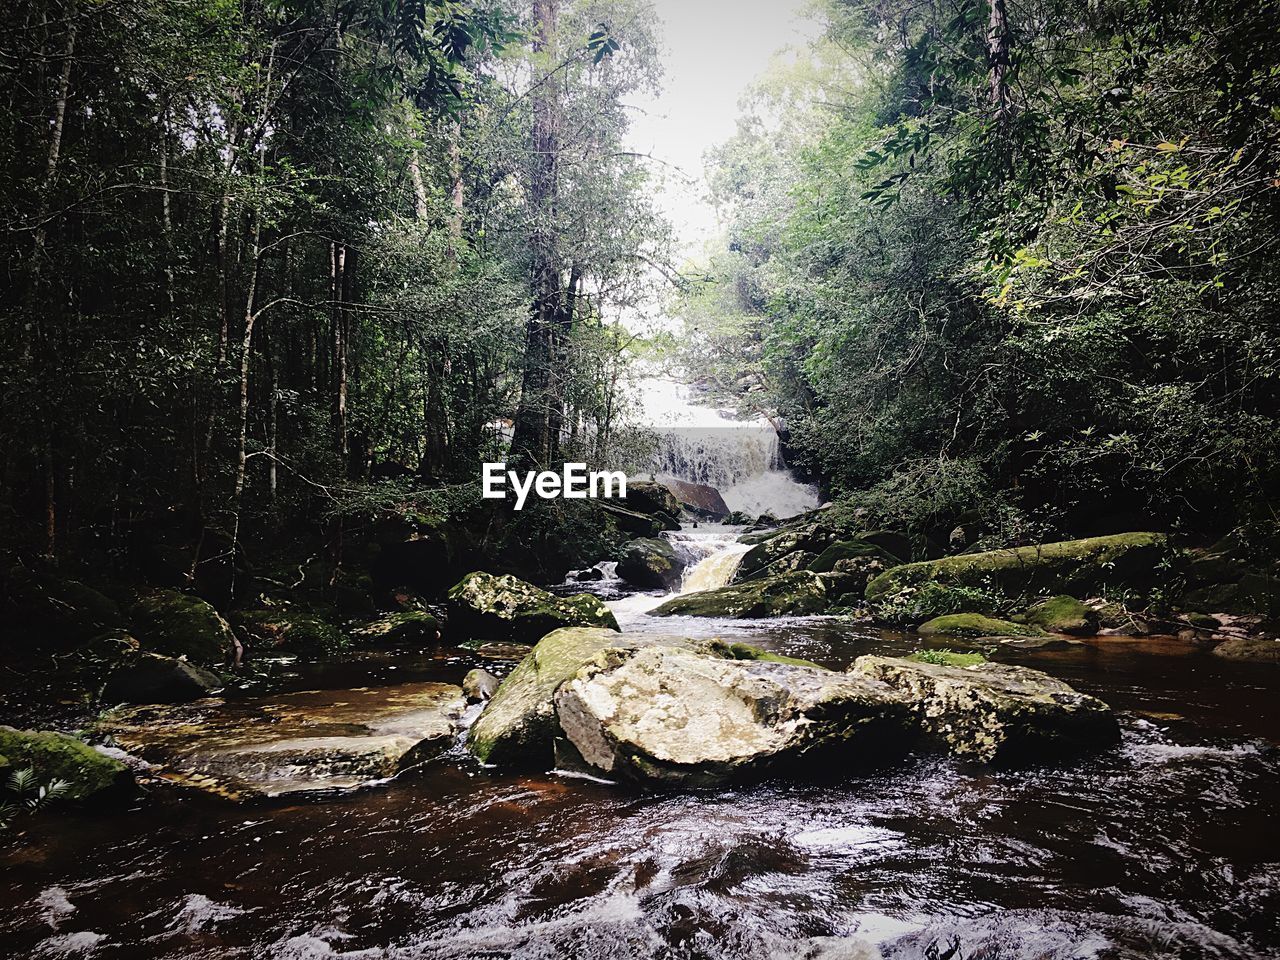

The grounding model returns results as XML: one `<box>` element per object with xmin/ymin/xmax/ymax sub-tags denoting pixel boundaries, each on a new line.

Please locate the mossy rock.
<box><xmin>615</xmin><ymin>538</ymin><xmax>684</xmax><ymax>590</ymax></box>
<box><xmin>467</xmin><ymin>627</ymin><xmax>717</xmax><ymax>766</ymax></box>
<box><xmin>739</xmin><ymin>549</ymin><xmax>817</xmax><ymax>583</ymax></box>
<box><xmin>232</xmin><ymin>607</ymin><xmax>347</xmax><ymax>656</ymax></box>
<box><xmin>714</xmin><ymin>640</ymin><xmax>825</xmax><ymax>670</ymax></box>
<box><xmin>130</xmin><ymin>590</ymin><xmax>237</xmax><ymax>664</ymax></box>
<box><xmin>808</xmin><ymin>540</ymin><xmax>894</xmax><ymax>573</ymax></box>
<box><xmin>1023</xmin><ymin>595</ymin><xmax>1100</xmax><ymax>636</ymax></box>
<box><xmin>1212</xmin><ymin>638</ymin><xmax>1280</xmax><ymax>663</ymax></box>
<box><xmin>0</xmin><ymin>726</ymin><xmax>132</xmax><ymax>801</ymax></box>
<box><xmin>917</xmin><ymin>613</ymin><xmax>1046</xmax><ymax>639</ymax></box>
<box><xmin>866</xmin><ymin>533</ymin><xmax>1172</xmax><ymax>605</ymax></box>
<box><xmin>352</xmin><ymin>610</ymin><xmax>441</xmax><ymax>645</ymax></box>
<box><xmin>651</xmin><ymin>571</ymin><xmax>828</xmax><ymax>619</ymax></box>
<box><xmin>446</xmin><ymin>572</ymin><xmax>618</xmax><ymax>644</ymax></box>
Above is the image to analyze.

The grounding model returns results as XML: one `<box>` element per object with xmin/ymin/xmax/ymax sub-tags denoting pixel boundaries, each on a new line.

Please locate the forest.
<box><xmin>1</xmin><ymin>1</ymin><xmax>1278</xmax><ymax>958</ymax></box>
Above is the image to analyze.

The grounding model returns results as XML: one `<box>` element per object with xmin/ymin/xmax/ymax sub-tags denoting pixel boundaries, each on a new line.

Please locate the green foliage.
<box><xmin>907</xmin><ymin>649</ymin><xmax>988</xmax><ymax>668</ymax></box>
<box><xmin>872</xmin><ymin>581</ymin><xmax>1009</xmax><ymax>628</ymax></box>
<box><xmin>678</xmin><ymin>0</ymin><xmax>1280</xmax><ymax>546</ymax></box>
<box><xmin>0</xmin><ymin>767</ymin><xmax>73</xmax><ymax>831</ymax></box>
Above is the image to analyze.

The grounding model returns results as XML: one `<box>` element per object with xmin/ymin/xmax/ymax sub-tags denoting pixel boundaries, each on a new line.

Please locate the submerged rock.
<box><xmin>554</xmin><ymin>645</ymin><xmax>912</xmax><ymax>787</ymax></box>
<box><xmin>850</xmin><ymin>655</ymin><xmax>1119</xmax><ymax>763</ymax></box>
<box><xmin>1024</xmin><ymin>595</ymin><xmax>1099</xmax><ymax>635</ymax></box>
<box><xmin>0</xmin><ymin>726</ymin><xmax>133</xmax><ymax>801</ymax></box>
<box><xmin>99</xmin><ymin>683</ymin><xmax>465</xmax><ymax>799</ymax></box>
<box><xmin>616</xmin><ymin>537</ymin><xmax>685</xmax><ymax>590</ymax></box>
<box><xmin>131</xmin><ymin>590</ymin><xmax>239</xmax><ymax>664</ymax></box>
<box><xmin>463</xmin><ymin>668</ymin><xmax>500</xmax><ymax>702</ymax></box>
<box><xmin>446</xmin><ymin>571</ymin><xmax>618</xmax><ymax>643</ymax></box>
<box><xmin>865</xmin><ymin>533</ymin><xmax>1172</xmax><ymax>606</ymax></box>
<box><xmin>101</xmin><ymin>653</ymin><xmax>223</xmax><ymax>704</ymax></box>
<box><xmin>651</xmin><ymin>571</ymin><xmax>828</xmax><ymax>619</ymax></box>
<box><xmin>467</xmin><ymin>627</ymin><xmax>715</xmax><ymax>767</ymax></box>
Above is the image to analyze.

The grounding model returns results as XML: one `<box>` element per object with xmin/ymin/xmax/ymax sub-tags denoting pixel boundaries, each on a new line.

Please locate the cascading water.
<box><xmin>634</xmin><ymin>378</ymin><xmax>819</xmax><ymax>520</ymax></box>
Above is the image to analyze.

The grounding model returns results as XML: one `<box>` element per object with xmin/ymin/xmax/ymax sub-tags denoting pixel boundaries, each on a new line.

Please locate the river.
<box><xmin>2</xmin><ymin>388</ymin><xmax>1278</xmax><ymax>959</ymax></box>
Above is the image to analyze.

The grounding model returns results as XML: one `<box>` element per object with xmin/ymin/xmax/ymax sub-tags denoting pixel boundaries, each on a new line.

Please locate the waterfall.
<box><xmin>634</xmin><ymin>378</ymin><xmax>819</xmax><ymax>519</ymax></box>
<box><xmin>680</xmin><ymin>541</ymin><xmax>750</xmax><ymax>593</ymax></box>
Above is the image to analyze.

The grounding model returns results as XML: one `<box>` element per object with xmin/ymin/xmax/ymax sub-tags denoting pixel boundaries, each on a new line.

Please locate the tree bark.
<box><xmin>987</xmin><ymin>0</ymin><xmax>1013</xmax><ymax>124</ymax></box>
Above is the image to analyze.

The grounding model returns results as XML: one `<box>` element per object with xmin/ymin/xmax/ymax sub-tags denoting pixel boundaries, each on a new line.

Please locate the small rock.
<box><xmin>462</xmin><ymin>668</ymin><xmax>500</xmax><ymax>702</ymax></box>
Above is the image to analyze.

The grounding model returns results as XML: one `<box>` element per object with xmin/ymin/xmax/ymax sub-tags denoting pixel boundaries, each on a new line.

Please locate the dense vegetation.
<box><xmin>0</xmin><ymin>0</ymin><xmax>666</xmax><ymax>601</ymax></box>
<box><xmin>680</xmin><ymin>0</ymin><xmax>1280</xmax><ymax>551</ymax></box>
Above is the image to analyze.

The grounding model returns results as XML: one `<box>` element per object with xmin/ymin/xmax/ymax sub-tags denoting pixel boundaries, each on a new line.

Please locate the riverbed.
<box><xmin>2</xmin><ymin>587</ymin><xmax>1277</xmax><ymax>959</ymax></box>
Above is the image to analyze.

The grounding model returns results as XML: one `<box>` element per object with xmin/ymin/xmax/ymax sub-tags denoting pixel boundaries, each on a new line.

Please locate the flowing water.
<box><xmin>3</xmin><ymin>390</ymin><xmax>1279</xmax><ymax>959</ymax></box>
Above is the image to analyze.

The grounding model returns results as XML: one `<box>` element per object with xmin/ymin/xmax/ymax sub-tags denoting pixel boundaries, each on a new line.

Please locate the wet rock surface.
<box><xmin>651</xmin><ymin>570</ymin><xmax>827</xmax><ymax>618</ymax></box>
<box><xmin>615</xmin><ymin>537</ymin><xmax>685</xmax><ymax>590</ymax></box>
<box><xmin>554</xmin><ymin>645</ymin><xmax>912</xmax><ymax>787</ymax></box>
<box><xmin>98</xmin><ymin>683</ymin><xmax>465</xmax><ymax>798</ymax></box>
<box><xmin>100</xmin><ymin>653</ymin><xmax>223</xmax><ymax>705</ymax></box>
<box><xmin>851</xmin><ymin>655</ymin><xmax>1120</xmax><ymax>763</ymax></box>
<box><xmin>447</xmin><ymin>571</ymin><xmax>619</xmax><ymax>643</ymax></box>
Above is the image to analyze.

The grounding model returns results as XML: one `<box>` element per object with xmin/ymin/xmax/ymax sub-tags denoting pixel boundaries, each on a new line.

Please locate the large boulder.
<box><xmin>446</xmin><ymin>572</ymin><xmax>618</xmax><ymax>643</ymax></box>
<box><xmin>616</xmin><ymin>538</ymin><xmax>685</xmax><ymax>590</ymax></box>
<box><xmin>554</xmin><ymin>645</ymin><xmax>913</xmax><ymax>787</ymax></box>
<box><xmin>850</xmin><ymin>656</ymin><xmax>1119</xmax><ymax>763</ymax></box>
<box><xmin>865</xmin><ymin>533</ymin><xmax>1172</xmax><ymax>606</ymax></box>
<box><xmin>1023</xmin><ymin>595</ymin><xmax>1099</xmax><ymax>635</ymax></box>
<box><xmin>662</xmin><ymin>478</ymin><xmax>730</xmax><ymax>519</ymax></box>
<box><xmin>101</xmin><ymin>653</ymin><xmax>222</xmax><ymax>705</ymax></box>
<box><xmin>737</xmin><ymin>549</ymin><xmax>817</xmax><ymax>583</ymax></box>
<box><xmin>130</xmin><ymin>590</ymin><xmax>239</xmax><ymax>664</ymax></box>
<box><xmin>467</xmin><ymin>627</ymin><xmax>714</xmax><ymax>766</ymax></box>
<box><xmin>98</xmin><ymin>683</ymin><xmax>464</xmax><ymax>798</ymax></box>
<box><xmin>598</xmin><ymin>502</ymin><xmax>666</xmax><ymax>537</ymax></box>
<box><xmin>0</xmin><ymin>726</ymin><xmax>133</xmax><ymax>801</ymax></box>
<box><xmin>808</xmin><ymin>539</ymin><xmax>899</xmax><ymax>573</ymax></box>
<box><xmin>650</xmin><ymin>571</ymin><xmax>827</xmax><ymax>618</ymax></box>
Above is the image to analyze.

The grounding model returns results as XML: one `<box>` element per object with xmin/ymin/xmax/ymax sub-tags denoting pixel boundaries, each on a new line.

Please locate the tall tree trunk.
<box><xmin>511</xmin><ymin>0</ymin><xmax>563</xmax><ymax>465</ymax></box>
<box><xmin>987</xmin><ymin>0</ymin><xmax>1013</xmax><ymax>125</ymax></box>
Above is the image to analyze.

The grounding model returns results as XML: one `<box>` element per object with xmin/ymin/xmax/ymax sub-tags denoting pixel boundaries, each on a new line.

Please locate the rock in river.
<box><xmin>99</xmin><ymin>683</ymin><xmax>465</xmax><ymax>799</ymax></box>
<box><xmin>467</xmin><ymin>627</ymin><xmax>717</xmax><ymax>767</ymax></box>
<box><xmin>651</xmin><ymin>570</ymin><xmax>827</xmax><ymax>618</ymax></box>
<box><xmin>615</xmin><ymin>537</ymin><xmax>685</xmax><ymax>590</ymax></box>
<box><xmin>101</xmin><ymin>653</ymin><xmax>223</xmax><ymax>705</ymax></box>
<box><xmin>554</xmin><ymin>645</ymin><xmax>913</xmax><ymax>787</ymax></box>
<box><xmin>850</xmin><ymin>655</ymin><xmax>1119</xmax><ymax>763</ymax></box>
<box><xmin>447</xmin><ymin>571</ymin><xmax>618</xmax><ymax>643</ymax></box>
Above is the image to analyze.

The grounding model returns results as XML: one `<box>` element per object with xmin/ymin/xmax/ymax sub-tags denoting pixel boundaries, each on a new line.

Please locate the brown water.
<box><xmin>3</xmin><ymin>610</ymin><xmax>1278</xmax><ymax>960</ymax></box>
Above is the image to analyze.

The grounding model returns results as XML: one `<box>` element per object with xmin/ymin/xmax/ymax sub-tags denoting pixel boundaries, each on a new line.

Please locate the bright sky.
<box><xmin>625</xmin><ymin>0</ymin><xmax>821</xmax><ymax>258</ymax></box>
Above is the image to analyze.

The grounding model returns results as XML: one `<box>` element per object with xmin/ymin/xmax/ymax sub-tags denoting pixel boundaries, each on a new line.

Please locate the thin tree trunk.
<box><xmin>987</xmin><ymin>0</ymin><xmax>1013</xmax><ymax>124</ymax></box>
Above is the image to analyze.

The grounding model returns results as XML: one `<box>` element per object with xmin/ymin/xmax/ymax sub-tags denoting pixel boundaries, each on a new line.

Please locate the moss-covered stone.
<box><xmin>866</xmin><ymin>533</ymin><xmax>1172</xmax><ymax>604</ymax></box>
<box><xmin>467</xmin><ymin>627</ymin><xmax>717</xmax><ymax>766</ymax></box>
<box><xmin>808</xmin><ymin>540</ymin><xmax>893</xmax><ymax>573</ymax></box>
<box><xmin>615</xmin><ymin>537</ymin><xmax>684</xmax><ymax>590</ymax></box>
<box><xmin>651</xmin><ymin>571</ymin><xmax>828</xmax><ymax>619</ymax></box>
<box><xmin>1212</xmin><ymin>638</ymin><xmax>1280</xmax><ymax>663</ymax></box>
<box><xmin>351</xmin><ymin>610</ymin><xmax>440</xmax><ymax>645</ymax></box>
<box><xmin>234</xmin><ymin>608</ymin><xmax>347</xmax><ymax>656</ymax></box>
<box><xmin>715</xmin><ymin>640</ymin><xmax>826</xmax><ymax>670</ymax></box>
<box><xmin>0</xmin><ymin>726</ymin><xmax>132</xmax><ymax>800</ymax></box>
<box><xmin>917</xmin><ymin>613</ymin><xmax>1045</xmax><ymax>639</ymax></box>
<box><xmin>446</xmin><ymin>571</ymin><xmax>618</xmax><ymax>643</ymax></box>
<box><xmin>739</xmin><ymin>549</ymin><xmax>817</xmax><ymax>582</ymax></box>
<box><xmin>130</xmin><ymin>590</ymin><xmax>237</xmax><ymax>664</ymax></box>
<box><xmin>623</xmin><ymin>481</ymin><xmax>682</xmax><ymax>519</ymax></box>
<box><xmin>850</xmin><ymin>656</ymin><xmax>1119</xmax><ymax>763</ymax></box>
<box><xmin>1023</xmin><ymin>595</ymin><xmax>1100</xmax><ymax>635</ymax></box>
<box><xmin>907</xmin><ymin>649</ymin><xmax>988</xmax><ymax>668</ymax></box>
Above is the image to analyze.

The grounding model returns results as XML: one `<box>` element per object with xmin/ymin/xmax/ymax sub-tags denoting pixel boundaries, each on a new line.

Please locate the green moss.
<box><xmin>235</xmin><ymin>609</ymin><xmax>348</xmax><ymax>656</ymax></box>
<box><xmin>353</xmin><ymin>609</ymin><xmax>440</xmax><ymax>644</ymax></box>
<box><xmin>0</xmin><ymin>726</ymin><xmax>131</xmax><ymax>801</ymax></box>
<box><xmin>866</xmin><ymin>533</ymin><xmax>1171</xmax><ymax>603</ymax></box>
<box><xmin>716</xmin><ymin>640</ymin><xmax>826</xmax><ymax>670</ymax></box>
<box><xmin>447</xmin><ymin>572</ymin><xmax>618</xmax><ymax>643</ymax></box>
<box><xmin>917</xmin><ymin>613</ymin><xmax>1045</xmax><ymax>639</ymax></box>
<box><xmin>1023</xmin><ymin>595</ymin><xmax>1099</xmax><ymax>635</ymax></box>
<box><xmin>907</xmin><ymin>649</ymin><xmax>988</xmax><ymax>668</ymax></box>
<box><xmin>807</xmin><ymin>540</ymin><xmax>890</xmax><ymax>573</ymax></box>
<box><xmin>130</xmin><ymin>590</ymin><xmax>235</xmax><ymax>663</ymax></box>
<box><xmin>651</xmin><ymin>571</ymin><xmax>828</xmax><ymax>619</ymax></box>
